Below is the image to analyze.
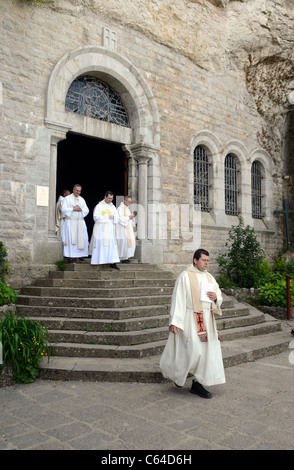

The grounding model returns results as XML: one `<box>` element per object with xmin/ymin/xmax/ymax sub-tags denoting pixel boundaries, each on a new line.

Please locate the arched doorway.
<box><xmin>57</xmin><ymin>132</ymin><xmax>127</xmax><ymax>238</ymax></box>
<box><xmin>45</xmin><ymin>45</ymin><xmax>162</xmax><ymax>264</ymax></box>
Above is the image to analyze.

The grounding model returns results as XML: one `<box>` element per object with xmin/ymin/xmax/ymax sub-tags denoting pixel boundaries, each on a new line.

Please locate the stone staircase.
<box><xmin>15</xmin><ymin>261</ymin><xmax>291</xmax><ymax>383</ymax></box>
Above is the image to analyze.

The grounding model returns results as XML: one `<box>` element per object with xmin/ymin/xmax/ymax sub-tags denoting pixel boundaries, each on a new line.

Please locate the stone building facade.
<box><xmin>1</xmin><ymin>0</ymin><xmax>294</xmax><ymax>287</ymax></box>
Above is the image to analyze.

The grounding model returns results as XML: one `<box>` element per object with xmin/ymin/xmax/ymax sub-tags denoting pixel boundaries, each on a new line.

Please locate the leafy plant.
<box><xmin>273</xmin><ymin>255</ymin><xmax>294</xmax><ymax>276</ymax></box>
<box><xmin>0</xmin><ymin>312</ymin><xmax>51</xmax><ymax>383</ymax></box>
<box><xmin>217</xmin><ymin>217</ymin><xmax>266</xmax><ymax>288</ymax></box>
<box><xmin>0</xmin><ymin>241</ymin><xmax>18</xmax><ymax>306</ymax></box>
<box><xmin>0</xmin><ymin>241</ymin><xmax>10</xmax><ymax>282</ymax></box>
<box><xmin>258</xmin><ymin>274</ymin><xmax>294</xmax><ymax>308</ymax></box>
<box><xmin>55</xmin><ymin>259</ymin><xmax>66</xmax><ymax>271</ymax></box>
<box><xmin>0</xmin><ymin>281</ymin><xmax>18</xmax><ymax>306</ymax></box>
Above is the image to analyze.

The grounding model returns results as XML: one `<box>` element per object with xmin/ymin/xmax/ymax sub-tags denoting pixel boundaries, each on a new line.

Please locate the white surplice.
<box><xmin>160</xmin><ymin>264</ymin><xmax>226</xmax><ymax>387</ymax></box>
<box><xmin>61</xmin><ymin>194</ymin><xmax>89</xmax><ymax>258</ymax></box>
<box><xmin>90</xmin><ymin>199</ymin><xmax>120</xmax><ymax>265</ymax></box>
<box><xmin>116</xmin><ymin>202</ymin><xmax>136</xmax><ymax>260</ymax></box>
<box><xmin>55</xmin><ymin>195</ymin><xmax>65</xmax><ymax>241</ymax></box>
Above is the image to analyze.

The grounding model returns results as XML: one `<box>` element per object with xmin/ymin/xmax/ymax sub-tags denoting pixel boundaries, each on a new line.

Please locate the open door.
<box><xmin>56</xmin><ymin>132</ymin><xmax>127</xmax><ymax>238</ymax></box>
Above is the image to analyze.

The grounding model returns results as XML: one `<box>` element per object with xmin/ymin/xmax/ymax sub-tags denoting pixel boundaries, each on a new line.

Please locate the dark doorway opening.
<box><xmin>56</xmin><ymin>132</ymin><xmax>127</xmax><ymax>238</ymax></box>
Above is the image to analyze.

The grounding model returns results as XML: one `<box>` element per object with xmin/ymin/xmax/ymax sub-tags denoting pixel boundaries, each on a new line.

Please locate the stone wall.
<box><xmin>1</xmin><ymin>0</ymin><xmax>293</xmax><ymax>287</ymax></box>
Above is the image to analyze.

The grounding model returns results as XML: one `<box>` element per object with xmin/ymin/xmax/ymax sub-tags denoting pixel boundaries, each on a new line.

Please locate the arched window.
<box><xmin>251</xmin><ymin>161</ymin><xmax>262</xmax><ymax>219</ymax></box>
<box><xmin>194</xmin><ymin>145</ymin><xmax>209</xmax><ymax>212</ymax></box>
<box><xmin>225</xmin><ymin>154</ymin><xmax>238</xmax><ymax>215</ymax></box>
<box><xmin>65</xmin><ymin>75</ymin><xmax>130</xmax><ymax>127</ymax></box>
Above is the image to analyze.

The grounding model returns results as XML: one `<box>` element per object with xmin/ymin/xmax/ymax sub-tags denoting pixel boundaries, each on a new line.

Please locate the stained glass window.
<box><xmin>225</xmin><ymin>154</ymin><xmax>238</xmax><ymax>216</ymax></box>
<box><xmin>252</xmin><ymin>161</ymin><xmax>262</xmax><ymax>219</ymax></box>
<box><xmin>65</xmin><ymin>75</ymin><xmax>130</xmax><ymax>128</ymax></box>
<box><xmin>194</xmin><ymin>145</ymin><xmax>210</xmax><ymax>212</ymax></box>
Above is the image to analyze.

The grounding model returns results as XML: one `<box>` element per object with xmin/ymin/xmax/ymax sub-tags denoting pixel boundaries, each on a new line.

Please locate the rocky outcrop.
<box><xmin>40</xmin><ymin>0</ymin><xmax>293</xmax><ymax>76</ymax></box>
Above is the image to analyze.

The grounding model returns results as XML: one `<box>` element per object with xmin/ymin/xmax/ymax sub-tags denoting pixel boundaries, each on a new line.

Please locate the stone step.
<box><xmin>44</xmin><ymin>312</ymin><xmax>269</xmax><ymax>347</ymax></box>
<box><xmin>220</xmin><ymin>304</ymin><xmax>250</xmax><ymax>319</ymax></box>
<box><xmin>35</xmin><ymin>278</ymin><xmax>175</xmax><ymax>288</ymax></box>
<box><xmin>15</xmin><ymin>300</ymin><xmax>238</xmax><ymax>326</ymax></box>
<box><xmin>16</xmin><ymin>304</ymin><xmax>170</xmax><ymax>320</ymax></box>
<box><xmin>63</xmin><ymin>262</ymin><xmax>168</xmax><ymax>272</ymax></box>
<box><xmin>16</xmin><ymin>293</ymin><xmax>235</xmax><ymax>310</ymax></box>
<box><xmin>220</xmin><ymin>318</ymin><xmax>282</xmax><ymax>341</ymax></box>
<box><xmin>16</xmin><ymin>294</ymin><xmax>172</xmax><ymax>308</ymax></box>
<box><xmin>39</xmin><ymin>326</ymin><xmax>292</xmax><ymax>383</ymax></box>
<box><xmin>29</xmin><ymin>308</ymin><xmax>259</xmax><ymax>335</ymax></box>
<box><xmin>46</xmin><ymin>318</ymin><xmax>282</xmax><ymax>359</ymax></box>
<box><xmin>20</xmin><ymin>285</ymin><xmax>174</xmax><ymax>298</ymax></box>
<box><xmin>47</xmin><ymin>325</ymin><xmax>169</xmax><ymax>346</ymax></box>
<box><xmin>217</xmin><ymin>309</ymin><xmax>265</xmax><ymax>330</ymax></box>
<box><xmin>49</xmin><ymin>269</ymin><xmax>175</xmax><ymax>280</ymax></box>
<box><xmin>25</xmin><ymin>314</ymin><xmax>170</xmax><ymax>332</ymax></box>
<box><xmin>50</xmin><ymin>339</ymin><xmax>165</xmax><ymax>359</ymax></box>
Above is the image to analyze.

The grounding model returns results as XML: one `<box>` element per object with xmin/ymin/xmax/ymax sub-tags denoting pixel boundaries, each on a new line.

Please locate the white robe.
<box><xmin>55</xmin><ymin>195</ymin><xmax>65</xmax><ymax>242</ymax></box>
<box><xmin>160</xmin><ymin>265</ymin><xmax>226</xmax><ymax>387</ymax></box>
<box><xmin>116</xmin><ymin>202</ymin><xmax>136</xmax><ymax>260</ymax></box>
<box><xmin>61</xmin><ymin>194</ymin><xmax>89</xmax><ymax>258</ymax></box>
<box><xmin>90</xmin><ymin>200</ymin><xmax>120</xmax><ymax>265</ymax></box>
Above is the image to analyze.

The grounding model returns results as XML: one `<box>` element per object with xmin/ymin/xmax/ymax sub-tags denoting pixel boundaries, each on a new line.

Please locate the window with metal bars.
<box><xmin>225</xmin><ymin>153</ymin><xmax>238</xmax><ymax>216</ymax></box>
<box><xmin>194</xmin><ymin>145</ymin><xmax>210</xmax><ymax>212</ymax></box>
<box><xmin>65</xmin><ymin>75</ymin><xmax>130</xmax><ymax>128</ymax></box>
<box><xmin>251</xmin><ymin>161</ymin><xmax>262</xmax><ymax>219</ymax></box>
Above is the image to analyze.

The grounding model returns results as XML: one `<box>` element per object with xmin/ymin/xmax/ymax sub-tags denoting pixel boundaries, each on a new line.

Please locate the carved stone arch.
<box><xmin>45</xmin><ymin>45</ymin><xmax>160</xmax><ymax>146</ymax></box>
<box><xmin>221</xmin><ymin>140</ymin><xmax>249</xmax><ymax>220</ymax></box>
<box><xmin>190</xmin><ymin>130</ymin><xmax>222</xmax><ymax>162</ymax></box>
<box><xmin>250</xmin><ymin>148</ymin><xmax>272</xmax><ymax>169</ymax></box>
<box><xmin>189</xmin><ymin>130</ymin><xmax>222</xmax><ymax>214</ymax></box>
<box><xmin>44</xmin><ymin>45</ymin><xmax>162</xmax><ymax>263</ymax></box>
<box><xmin>222</xmin><ymin>139</ymin><xmax>249</xmax><ymax>165</ymax></box>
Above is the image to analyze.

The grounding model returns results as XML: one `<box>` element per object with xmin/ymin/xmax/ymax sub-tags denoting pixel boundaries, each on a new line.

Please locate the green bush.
<box><xmin>0</xmin><ymin>242</ymin><xmax>18</xmax><ymax>306</ymax></box>
<box><xmin>0</xmin><ymin>241</ymin><xmax>10</xmax><ymax>282</ymax></box>
<box><xmin>273</xmin><ymin>255</ymin><xmax>294</xmax><ymax>276</ymax></box>
<box><xmin>0</xmin><ymin>281</ymin><xmax>18</xmax><ymax>306</ymax></box>
<box><xmin>258</xmin><ymin>273</ymin><xmax>294</xmax><ymax>308</ymax></box>
<box><xmin>0</xmin><ymin>312</ymin><xmax>51</xmax><ymax>383</ymax></box>
<box><xmin>217</xmin><ymin>217</ymin><xmax>266</xmax><ymax>288</ymax></box>
<box><xmin>55</xmin><ymin>259</ymin><xmax>66</xmax><ymax>271</ymax></box>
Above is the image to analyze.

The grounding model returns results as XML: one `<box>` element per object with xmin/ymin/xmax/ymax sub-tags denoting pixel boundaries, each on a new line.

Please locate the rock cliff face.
<box><xmin>47</xmin><ymin>1</ymin><xmax>293</xmax><ymax>123</ymax></box>
<box><xmin>44</xmin><ymin>0</ymin><xmax>293</xmax><ymax>170</ymax></box>
<box><xmin>47</xmin><ymin>0</ymin><xmax>292</xmax><ymax>74</ymax></box>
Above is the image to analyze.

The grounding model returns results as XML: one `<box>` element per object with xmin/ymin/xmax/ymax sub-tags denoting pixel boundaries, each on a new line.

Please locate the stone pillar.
<box><xmin>122</xmin><ymin>143</ymin><xmax>162</xmax><ymax>263</ymax></box>
<box><xmin>136</xmin><ymin>155</ymin><xmax>150</xmax><ymax>240</ymax></box>
<box><xmin>48</xmin><ymin>136</ymin><xmax>58</xmax><ymax>236</ymax></box>
<box><xmin>123</xmin><ymin>143</ymin><xmax>152</xmax><ymax>239</ymax></box>
<box><xmin>45</xmin><ymin>119</ymin><xmax>72</xmax><ymax>236</ymax></box>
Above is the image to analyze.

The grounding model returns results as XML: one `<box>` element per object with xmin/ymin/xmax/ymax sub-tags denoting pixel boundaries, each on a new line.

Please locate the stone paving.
<box><xmin>1</xmin><ymin>345</ymin><xmax>294</xmax><ymax>451</ymax></box>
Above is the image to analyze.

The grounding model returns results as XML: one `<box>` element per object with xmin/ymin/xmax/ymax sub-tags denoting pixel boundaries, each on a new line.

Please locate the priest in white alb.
<box><xmin>55</xmin><ymin>189</ymin><xmax>70</xmax><ymax>241</ymax></box>
<box><xmin>61</xmin><ymin>184</ymin><xmax>89</xmax><ymax>262</ymax></box>
<box><xmin>90</xmin><ymin>191</ymin><xmax>120</xmax><ymax>269</ymax></box>
<box><xmin>160</xmin><ymin>248</ymin><xmax>226</xmax><ymax>398</ymax></box>
<box><xmin>116</xmin><ymin>195</ymin><xmax>136</xmax><ymax>263</ymax></box>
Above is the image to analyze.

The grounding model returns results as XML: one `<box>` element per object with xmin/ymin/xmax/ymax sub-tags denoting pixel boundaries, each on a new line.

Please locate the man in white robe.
<box><xmin>90</xmin><ymin>191</ymin><xmax>120</xmax><ymax>269</ymax></box>
<box><xmin>55</xmin><ymin>189</ymin><xmax>70</xmax><ymax>241</ymax></box>
<box><xmin>116</xmin><ymin>196</ymin><xmax>136</xmax><ymax>263</ymax></box>
<box><xmin>61</xmin><ymin>184</ymin><xmax>89</xmax><ymax>262</ymax></box>
<box><xmin>160</xmin><ymin>248</ymin><xmax>226</xmax><ymax>398</ymax></box>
